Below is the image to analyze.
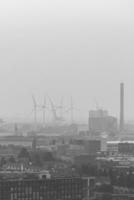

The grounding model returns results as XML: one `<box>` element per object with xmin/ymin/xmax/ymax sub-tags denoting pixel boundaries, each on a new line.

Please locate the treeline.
<box><xmin>74</xmin><ymin>164</ymin><xmax>110</xmax><ymax>177</ymax></box>
<box><xmin>74</xmin><ymin>163</ymin><xmax>134</xmax><ymax>188</ymax></box>
<box><xmin>0</xmin><ymin>147</ymin><xmax>55</xmax><ymax>168</ymax></box>
<box><xmin>109</xmin><ymin>168</ymin><xmax>134</xmax><ymax>188</ymax></box>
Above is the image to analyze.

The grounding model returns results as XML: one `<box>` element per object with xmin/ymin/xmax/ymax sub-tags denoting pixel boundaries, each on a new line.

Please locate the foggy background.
<box><xmin>0</xmin><ymin>0</ymin><xmax>134</xmax><ymax>122</ymax></box>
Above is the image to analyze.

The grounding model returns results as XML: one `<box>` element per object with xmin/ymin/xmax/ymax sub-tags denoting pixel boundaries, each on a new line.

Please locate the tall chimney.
<box><xmin>120</xmin><ymin>82</ymin><xmax>124</xmax><ymax>132</ymax></box>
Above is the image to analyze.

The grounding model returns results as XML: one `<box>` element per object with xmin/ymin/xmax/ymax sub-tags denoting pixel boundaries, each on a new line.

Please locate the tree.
<box><xmin>0</xmin><ymin>157</ymin><xmax>6</xmax><ymax>167</ymax></box>
<box><xmin>42</xmin><ymin>152</ymin><xmax>54</xmax><ymax>162</ymax></box>
<box><xmin>51</xmin><ymin>139</ymin><xmax>56</xmax><ymax>145</ymax></box>
<box><xmin>8</xmin><ymin>156</ymin><xmax>16</xmax><ymax>163</ymax></box>
<box><xmin>18</xmin><ymin>148</ymin><xmax>30</xmax><ymax>160</ymax></box>
<box><xmin>31</xmin><ymin>152</ymin><xmax>43</xmax><ymax>167</ymax></box>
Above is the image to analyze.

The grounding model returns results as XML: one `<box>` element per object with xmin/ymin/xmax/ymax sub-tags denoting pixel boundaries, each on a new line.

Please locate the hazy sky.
<box><xmin>0</xmin><ymin>0</ymin><xmax>134</xmax><ymax>122</ymax></box>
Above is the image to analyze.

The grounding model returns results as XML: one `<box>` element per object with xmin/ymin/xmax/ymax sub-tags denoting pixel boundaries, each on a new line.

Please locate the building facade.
<box><xmin>89</xmin><ymin>109</ymin><xmax>117</xmax><ymax>134</ymax></box>
<box><xmin>0</xmin><ymin>177</ymin><xmax>91</xmax><ymax>200</ymax></box>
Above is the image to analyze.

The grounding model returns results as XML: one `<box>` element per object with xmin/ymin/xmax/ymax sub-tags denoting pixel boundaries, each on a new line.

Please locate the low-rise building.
<box><xmin>107</xmin><ymin>140</ymin><xmax>134</xmax><ymax>155</ymax></box>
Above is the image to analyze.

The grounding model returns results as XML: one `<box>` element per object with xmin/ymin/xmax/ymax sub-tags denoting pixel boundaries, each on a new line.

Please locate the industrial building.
<box><xmin>72</xmin><ymin>138</ymin><xmax>101</xmax><ymax>154</ymax></box>
<box><xmin>88</xmin><ymin>109</ymin><xmax>117</xmax><ymax>134</ymax></box>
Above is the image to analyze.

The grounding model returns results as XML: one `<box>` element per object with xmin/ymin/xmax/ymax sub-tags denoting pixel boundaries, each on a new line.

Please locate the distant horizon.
<box><xmin>2</xmin><ymin>109</ymin><xmax>134</xmax><ymax>125</ymax></box>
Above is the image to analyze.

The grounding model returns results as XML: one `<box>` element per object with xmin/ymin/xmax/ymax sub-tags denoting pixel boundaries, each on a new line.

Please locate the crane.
<box><xmin>48</xmin><ymin>96</ymin><xmax>64</xmax><ymax>123</ymax></box>
<box><xmin>65</xmin><ymin>96</ymin><xmax>76</xmax><ymax>124</ymax></box>
<box><xmin>55</xmin><ymin>97</ymin><xmax>64</xmax><ymax>119</ymax></box>
<box><xmin>41</xmin><ymin>96</ymin><xmax>47</xmax><ymax>125</ymax></box>
<box><xmin>32</xmin><ymin>95</ymin><xmax>37</xmax><ymax>126</ymax></box>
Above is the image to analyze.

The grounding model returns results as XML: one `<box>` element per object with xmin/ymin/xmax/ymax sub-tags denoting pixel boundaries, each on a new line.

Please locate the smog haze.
<box><xmin>0</xmin><ymin>0</ymin><xmax>134</xmax><ymax>122</ymax></box>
